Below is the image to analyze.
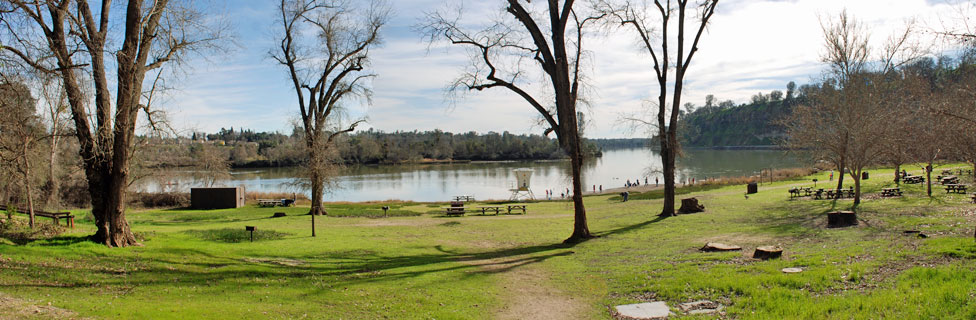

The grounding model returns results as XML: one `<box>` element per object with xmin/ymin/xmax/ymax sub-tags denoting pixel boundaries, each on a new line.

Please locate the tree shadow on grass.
<box><xmin>592</xmin><ymin>215</ymin><xmax>669</xmax><ymax>238</ymax></box>
<box><xmin>0</xmin><ymin>240</ymin><xmax>580</xmax><ymax>294</ymax></box>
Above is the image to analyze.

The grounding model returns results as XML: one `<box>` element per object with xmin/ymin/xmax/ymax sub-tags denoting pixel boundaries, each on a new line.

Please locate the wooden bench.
<box><xmin>3</xmin><ymin>205</ymin><xmax>74</xmax><ymax>228</ymax></box>
<box><xmin>506</xmin><ymin>204</ymin><xmax>527</xmax><ymax>215</ymax></box>
<box><xmin>881</xmin><ymin>188</ymin><xmax>903</xmax><ymax>197</ymax></box>
<box><xmin>945</xmin><ymin>184</ymin><xmax>968</xmax><ymax>194</ymax></box>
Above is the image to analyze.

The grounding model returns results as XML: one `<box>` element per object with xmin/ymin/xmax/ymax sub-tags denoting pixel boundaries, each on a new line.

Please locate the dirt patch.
<box><xmin>483</xmin><ymin>258</ymin><xmax>583</xmax><ymax>320</ymax></box>
<box><xmin>242</xmin><ymin>257</ymin><xmax>306</xmax><ymax>267</ymax></box>
<box><xmin>0</xmin><ymin>292</ymin><xmax>87</xmax><ymax>319</ymax></box>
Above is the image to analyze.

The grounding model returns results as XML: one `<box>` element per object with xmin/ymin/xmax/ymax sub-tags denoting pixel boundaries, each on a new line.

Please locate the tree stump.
<box><xmin>827</xmin><ymin>211</ymin><xmax>857</xmax><ymax>228</ymax></box>
<box><xmin>678</xmin><ymin>197</ymin><xmax>705</xmax><ymax>214</ymax></box>
<box><xmin>272</xmin><ymin>212</ymin><xmax>287</xmax><ymax>218</ymax></box>
<box><xmin>753</xmin><ymin>246</ymin><xmax>782</xmax><ymax>260</ymax></box>
<box><xmin>701</xmin><ymin>242</ymin><xmax>741</xmax><ymax>252</ymax></box>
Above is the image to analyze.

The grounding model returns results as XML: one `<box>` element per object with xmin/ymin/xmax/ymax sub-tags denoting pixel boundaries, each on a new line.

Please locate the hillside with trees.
<box><xmin>677</xmin><ymin>83</ymin><xmax>809</xmax><ymax>147</ymax></box>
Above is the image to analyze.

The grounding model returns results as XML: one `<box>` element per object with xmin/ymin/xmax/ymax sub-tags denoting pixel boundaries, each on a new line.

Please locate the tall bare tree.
<box><xmin>273</xmin><ymin>0</ymin><xmax>389</xmax><ymax>216</ymax></box>
<box><xmin>0</xmin><ymin>80</ymin><xmax>42</xmax><ymax>228</ymax></box>
<box><xmin>423</xmin><ymin>1</ymin><xmax>604</xmax><ymax>243</ymax></box>
<box><xmin>0</xmin><ymin>0</ymin><xmax>226</xmax><ymax>246</ymax></box>
<box><xmin>37</xmin><ymin>76</ymin><xmax>72</xmax><ymax>208</ymax></box>
<box><xmin>606</xmin><ymin>0</ymin><xmax>718</xmax><ymax>216</ymax></box>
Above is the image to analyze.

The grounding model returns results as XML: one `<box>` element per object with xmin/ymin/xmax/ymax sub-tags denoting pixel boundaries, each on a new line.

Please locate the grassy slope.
<box><xmin>1</xmin><ymin>166</ymin><xmax>975</xmax><ymax>319</ymax></box>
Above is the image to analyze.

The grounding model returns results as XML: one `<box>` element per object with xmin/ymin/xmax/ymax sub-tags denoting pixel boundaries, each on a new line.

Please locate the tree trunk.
<box><xmin>660</xmin><ymin>142</ymin><xmax>677</xmax><ymax>217</ymax></box>
<box><xmin>309</xmin><ymin>170</ymin><xmax>325</xmax><ymax>216</ymax></box>
<box><xmin>45</xmin><ymin>137</ymin><xmax>60</xmax><ymax>208</ymax></box>
<box><xmin>926</xmin><ymin>161</ymin><xmax>933</xmax><ymax>197</ymax></box>
<box><xmin>851</xmin><ymin>170</ymin><xmax>861</xmax><ymax>207</ymax></box>
<box><xmin>563</xmin><ymin>130</ymin><xmax>592</xmax><ymax>243</ymax></box>
<box><xmin>893</xmin><ymin>164</ymin><xmax>900</xmax><ymax>185</ymax></box>
<box><xmin>835</xmin><ymin>157</ymin><xmax>845</xmax><ymax>190</ymax></box>
<box><xmin>21</xmin><ymin>143</ymin><xmax>35</xmax><ymax>229</ymax></box>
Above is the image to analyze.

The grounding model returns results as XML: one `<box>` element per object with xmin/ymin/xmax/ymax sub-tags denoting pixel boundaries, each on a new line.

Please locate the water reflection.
<box><xmin>135</xmin><ymin>148</ymin><xmax>804</xmax><ymax>202</ymax></box>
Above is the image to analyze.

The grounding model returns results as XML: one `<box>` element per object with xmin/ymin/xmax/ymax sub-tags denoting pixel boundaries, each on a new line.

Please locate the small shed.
<box><xmin>191</xmin><ymin>187</ymin><xmax>245</xmax><ymax>209</ymax></box>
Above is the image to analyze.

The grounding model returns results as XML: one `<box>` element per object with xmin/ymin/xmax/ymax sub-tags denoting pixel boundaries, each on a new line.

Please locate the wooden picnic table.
<box><xmin>506</xmin><ymin>204</ymin><xmax>527</xmax><ymax>214</ymax></box>
<box><xmin>475</xmin><ymin>206</ymin><xmax>503</xmax><ymax>215</ymax></box>
<box><xmin>881</xmin><ymin>187</ymin><xmax>903</xmax><ymax>197</ymax></box>
<box><xmin>944</xmin><ymin>184</ymin><xmax>968</xmax><ymax>194</ymax></box>
<box><xmin>441</xmin><ymin>206</ymin><xmax>466</xmax><ymax>216</ymax></box>
<box><xmin>813</xmin><ymin>189</ymin><xmax>825</xmax><ymax>200</ymax></box>
<box><xmin>453</xmin><ymin>195</ymin><xmax>475</xmax><ymax>202</ymax></box>
<box><xmin>903</xmin><ymin>176</ymin><xmax>924</xmax><ymax>184</ymax></box>
<box><xmin>941</xmin><ymin>176</ymin><xmax>959</xmax><ymax>185</ymax></box>
<box><xmin>257</xmin><ymin>199</ymin><xmax>280</xmax><ymax>207</ymax></box>
<box><xmin>789</xmin><ymin>188</ymin><xmax>801</xmax><ymax>198</ymax></box>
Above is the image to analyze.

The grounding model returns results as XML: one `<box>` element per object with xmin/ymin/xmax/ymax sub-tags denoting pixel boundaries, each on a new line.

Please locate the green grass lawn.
<box><xmin>1</xmin><ymin>165</ymin><xmax>975</xmax><ymax>319</ymax></box>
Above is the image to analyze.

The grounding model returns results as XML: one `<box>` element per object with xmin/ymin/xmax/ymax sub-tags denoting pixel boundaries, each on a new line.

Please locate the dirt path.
<box><xmin>463</xmin><ymin>255</ymin><xmax>583</xmax><ymax>320</ymax></box>
<box><xmin>0</xmin><ymin>292</ymin><xmax>86</xmax><ymax>319</ymax></box>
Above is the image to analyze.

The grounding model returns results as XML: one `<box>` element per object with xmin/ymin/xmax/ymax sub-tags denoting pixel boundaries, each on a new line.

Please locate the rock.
<box><xmin>271</xmin><ymin>212</ymin><xmax>287</xmax><ymax>218</ymax></box>
<box><xmin>753</xmin><ymin>246</ymin><xmax>783</xmax><ymax>260</ymax></box>
<box><xmin>827</xmin><ymin>211</ymin><xmax>857</xmax><ymax>228</ymax></box>
<box><xmin>615</xmin><ymin>301</ymin><xmax>671</xmax><ymax>319</ymax></box>
<box><xmin>700</xmin><ymin>242</ymin><xmax>741</xmax><ymax>252</ymax></box>
<box><xmin>781</xmin><ymin>267</ymin><xmax>803</xmax><ymax>273</ymax></box>
<box><xmin>678</xmin><ymin>300</ymin><xmax>722</xmax><ymax>315</ymax></box>
<box><xmin>677</xmin><ymin>198</ymin><xmax>705</xmax><ymax>214</ymax></box>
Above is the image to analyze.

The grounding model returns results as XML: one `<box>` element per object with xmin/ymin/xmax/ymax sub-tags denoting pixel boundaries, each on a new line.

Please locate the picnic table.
<box><xmin>475</xmin><ymin>205</ymin><xmax>503</xmax><ymax>215</ymax></box>
<box><xmin>903</xmin><ymin>176</ymin><xmax>924</xmax><ymax>184</ymax></box>
<box><xmin>942</xmin><ymin>170</ymin><xmax>953</xmax><ymax>175</ymax></box>
<box><xmin>789</xmin><ymin>188</ymin><xmax>801</xmax><ymax>198</ymax></box>
<box><xmin>453</xmin><ymin>195</ymin><xmax>475</xmax><ymax>202</ymax></box>
<box><xmin>813</xmin><ymin>189</ymin><xmax>825</xmax><ymax>200</ymax></box>
<box><xmin>506</xmin><ymin>204</ymin><xmax>527</xmax><ymax>214</ymax></box>
<box><xmin>881</xmin><ymin>187</ymin><xmax>903</xmax><ymax>197</ymax></box>
<box><xmin>944</xmin><ymin>184</ymin><xmax>968</xmax><ymax>194</ymax></box>
<box><xmin>258</xmin><ymin>199</ymin><xmax>280</xmax><ymax>207</ymax></box>
<box><xmin>941</xmin><ymin>176</ymin><xmax>960</xmax><ymax>185</ymax></box>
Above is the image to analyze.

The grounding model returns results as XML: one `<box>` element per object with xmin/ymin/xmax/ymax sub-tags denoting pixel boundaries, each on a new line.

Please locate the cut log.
<box><xmin>753</xmin><ymin>246</ymin><xmax>782</xmax><ymax>260</ymax></box>
<box><xmin>271</xmin><ymin>212</ymin><xmax>287</xmax><ymax>218</ymax></box>
<box><xmin>677</xmin><ymin>197</ymin><xmax>705</xmax><ymax>214</ymax></box>
<box><xmin>827</xmin><ymin>211</ymin><xmax>857</xmax><ymax>228</ymax></box>
<box><xmin>701</xmin><ymin>242</ymin><xmax>741</xmax><ymax>252</ymax></box>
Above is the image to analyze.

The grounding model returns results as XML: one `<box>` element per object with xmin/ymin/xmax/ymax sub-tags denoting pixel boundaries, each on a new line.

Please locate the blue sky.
<box><xmin>164</xmin><ymin>0</ymin><xmax>966</xmax><ymax>138</ymax></box>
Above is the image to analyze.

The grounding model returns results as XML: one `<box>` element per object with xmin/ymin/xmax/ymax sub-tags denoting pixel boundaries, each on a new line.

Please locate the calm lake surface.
<box><xmin>140</xmin><ymin>148</ymin><xmax>805</xmax><ymax>202</ymax></box>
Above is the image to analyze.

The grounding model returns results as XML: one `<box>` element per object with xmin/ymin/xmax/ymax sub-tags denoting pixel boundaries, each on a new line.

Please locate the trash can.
<box><xmin>747</xmin><ymin>182</ymin><xmax>758</xmax><ymax>194</ymax></box>
<box><xmin>861</xmin><ymin>172</ymin><xmax>869</xmax><ymax>180</ymax></box>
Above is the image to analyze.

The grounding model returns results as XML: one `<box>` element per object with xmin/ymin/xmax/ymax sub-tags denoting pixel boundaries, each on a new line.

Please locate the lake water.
<box><xmin>139</xmin><ymin>148</ymin><xmax>805</xmax><ymax>202</ymax></box>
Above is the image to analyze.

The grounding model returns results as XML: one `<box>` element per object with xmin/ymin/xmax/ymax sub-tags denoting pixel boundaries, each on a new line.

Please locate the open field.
<box><xmin>1</xmin><ymin>166</ymin><xmax>975</xmax><ymax>319</ymax></box>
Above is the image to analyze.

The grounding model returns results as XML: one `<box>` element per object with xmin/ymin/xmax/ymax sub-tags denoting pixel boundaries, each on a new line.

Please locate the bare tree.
<box><xmin>606</xmin><ymin>0</ymin><xmax>718</xmax><ymax>216</ymax></box>
<box><xmin>423</xmin><ymin>1</ymin><xmax>604</xmax><ymax>243</ymax></box>
<box><xmin>0</xmin><ymin>80</ymin><xmax>43</xmax><ymax>228</ymax></box>
<box><xmin>192</xmin><ymin>144</ymin><xmax>231</xmax><ymax>187</ymax></box>
<box><xmin>784</xmin><ymin>12</ymin><xmax>921</xmax><ymax>206</ymax></box>
<box><xmin>273</xmin><ymin>0</ymin><xmax>388</xmax><ymax>216</ymax></box>
<box><xmin>37</xmin><ymin>76</ymin><xmax>72</xmax><ymax>208</ymax></box>
<box><xmin>0</xmin><ymin>0</ymin><xmax>226</xmax><ymax>247</ymax></box>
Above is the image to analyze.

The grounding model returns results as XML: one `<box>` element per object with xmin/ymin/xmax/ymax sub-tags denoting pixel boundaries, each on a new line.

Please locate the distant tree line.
<box><xmin>181</xmin><ymin>128</ymin><xmax>603</xmax><ymax>167</ymax></box>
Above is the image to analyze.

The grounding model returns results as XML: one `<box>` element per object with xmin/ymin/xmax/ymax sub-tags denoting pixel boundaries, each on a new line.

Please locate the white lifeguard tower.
<box><xmin>510</xmin><ymin>168</ymin><xmax>535</xmax><ymax>201</ymax></box>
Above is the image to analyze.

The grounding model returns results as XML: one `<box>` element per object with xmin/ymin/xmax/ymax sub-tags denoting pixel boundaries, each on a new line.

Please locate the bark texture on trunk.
<box><xmin>894</xmin><ymin>164</ymin><xmax>900</xmax><ymax>185</ymax></box>
<box><xmin>564</xmin><ymin>137</ymin><xmax>591</xmax><ymax>243</ymax></box>
<box><xmin>659</xmin><ymin>142</ymin><xmax>676</xmax><ymax>216</ymax></box>
<box><xmin>835</xmin><ymin>158</ymin><xmax>845</xmax><ymax>190</ymax></box>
